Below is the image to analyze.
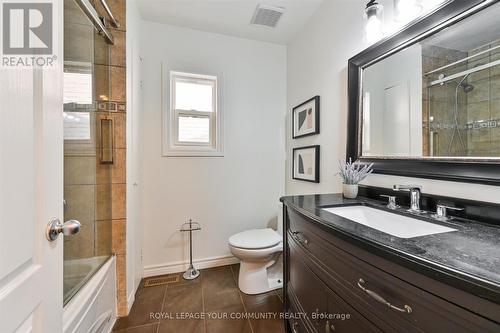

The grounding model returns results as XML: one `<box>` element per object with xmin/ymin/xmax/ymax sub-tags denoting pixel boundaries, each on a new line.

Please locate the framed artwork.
<box><xmin>292</xmin><ymin>96</ymin><xmax>320</xmax><ymax>138</ymax></box>
<box><xmin>292</xmin><ymin>145</ymin><xmax>320</xmax><ymax>183</ymax></box>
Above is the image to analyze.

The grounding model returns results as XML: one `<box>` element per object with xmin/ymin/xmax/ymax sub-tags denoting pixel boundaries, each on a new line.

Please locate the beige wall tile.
<box><xmin>111</xmin><ymin>30</ymin><xmax>126</xmax><ymax>67</ymax></box>
<box><xmin>111</xmin><ymin>66</ymin><xmax>126</xmax><ymax>102</ymax></box>
<box><xmin>491</xmin><ymin>99</ymin><xmax>500</xmax><ymax>119</ymax></box>
<box><xmin>467</xmin><ymin>101</ymin><xmax>490</xmax><ymax>122</ymax></box>
<box><xmin>64</xmin><ymin>185</ymin><xmax>95</xmax><ymax>222</ymax></box>
<box><xmin>95</xmin><ymin>220</ymin><xmax>112</xmax><ymax>256</ymax></box>
<box><xmin>94</xmin><ymin>65</ymin><xmax>111</xmax><ymax>102</ymax></box>
<box><xmin>112</xmin><ymin>219</ymin><xmax>126</xmax><ymax>254</ymax></box>
<box><xmin>94</xmin><ymin>33</ymin><xmax>111</xmax><ymax>66</ymax></box>
<box><xmin>64</xmin><ymin>22</ymin><xmax>94</xmax><ymax>63</ymax></box>
<box><xmin>112</xmin><ymin>149</ymin><xmax>126</xmax><ymax>183</ymax></box>
<box><xmin>112</xmin><ymin>184</ymin><xmax>126</xmax><ymax>219</ymax></box>
<box><xmin>116</xmin><ymin>254</ymin><xmax>128</xmax><ymax>316</ymax></box>
<box><xmin>64</xmin><ymin>156</ymin><xmax>96</xmax><ymax>185</ymax></box>
<box><xmin>96</xmin><ymin>184</ymin><xmax>112</xmax><ymax>220</ymax></box>
<box><xmin>468</xmin><ymin>78</ymin><xmax>490</xmax><ymax>103</ymax></box>
<box><xmin>114</xmin><ymin>113</ymin><xmax>126</xmax><ymax>148</ymax></box>
<box><xmin>491</xmin><ymin>75</ymin><xmax>500</xmax><ymax>100</ymax></box>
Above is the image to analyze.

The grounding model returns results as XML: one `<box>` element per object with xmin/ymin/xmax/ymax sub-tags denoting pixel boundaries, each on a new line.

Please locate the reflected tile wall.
<box><xmin>92</xmin><ymin>0</ymin><xmax>128</xmax><ymax>316</ymax></box>
<box><xmin>422</xmin><ymin>45</ymin><xmax>467</xmax><ymax>156</ymax></box>
<box><xmin>63</xmin><ymin>0</ymin><xmax>127</xmax><ymax>314</ymax></box>
<box><xmin>466</xmin><ymin>40</ymin><xmax>500</xmax><ymax>157</ymax></box>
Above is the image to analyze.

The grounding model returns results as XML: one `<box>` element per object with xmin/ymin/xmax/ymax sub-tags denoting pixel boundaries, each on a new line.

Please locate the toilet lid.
<box><xmin>229</xmin><ymin>228</ymin><xmax>282</xmax><ymax>249</ymax></box>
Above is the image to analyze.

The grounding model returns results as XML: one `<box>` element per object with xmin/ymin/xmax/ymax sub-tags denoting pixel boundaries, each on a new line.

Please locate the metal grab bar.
<box><xmin>357</xmin><ymin>278</ymin><xmax>413</xmax><ymax>314</ymax></box>
<box><xmin>99</xmin><ymin>0</ymin><xmax>120</xmax><ymax>28</ymax></box>
<box><xmin>75</xmin><ymin>0</ymin><xmax>114</xmax><ymax>45</ymax></box>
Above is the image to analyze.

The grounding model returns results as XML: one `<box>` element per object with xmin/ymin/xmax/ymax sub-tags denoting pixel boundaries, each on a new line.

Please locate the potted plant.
<box><xmin>337</xmin><ymin>158</ymin><xmax>373</xmax><ymax>199</ymax></box>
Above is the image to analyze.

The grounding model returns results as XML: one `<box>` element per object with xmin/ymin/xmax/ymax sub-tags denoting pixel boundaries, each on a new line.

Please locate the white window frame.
<box><xmin>163</xmin><ymin>68</ymin><xmax>224</xmax><ymax>157</ymax></box>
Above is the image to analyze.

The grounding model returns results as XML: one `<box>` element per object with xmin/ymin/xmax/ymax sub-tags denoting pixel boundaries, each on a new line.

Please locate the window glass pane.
<box><xmin>175</xmin><ymin>80</ymin><xmax>213</xmax><ymax>112</ymax></box>
<box><xmin>63</xmin><ymin>72</ymin><xmax>93</xmax><ymax>105</ymax></box>
<box><xmin>63</xmin><ymin>112</ymin><xmax>91</xmax><ymax>140</ymax></box>
<box><xmin>178</xmin><ymin>115</ymin><xmax>210</xmax><ymax>143</ymax></box>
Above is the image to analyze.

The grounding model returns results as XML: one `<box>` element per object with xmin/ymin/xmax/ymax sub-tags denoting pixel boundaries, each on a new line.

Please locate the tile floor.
<box><xmin>113</xmin><ymin>264</ymin><xmax>285</xmax><ymax>333</ymax></box>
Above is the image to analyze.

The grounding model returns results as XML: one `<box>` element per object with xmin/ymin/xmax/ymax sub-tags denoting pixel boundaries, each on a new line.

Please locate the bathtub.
<box><xmin>63</xmin><ymin>256</ymin><xmax>116</xmax><ymax>333</ymax></box>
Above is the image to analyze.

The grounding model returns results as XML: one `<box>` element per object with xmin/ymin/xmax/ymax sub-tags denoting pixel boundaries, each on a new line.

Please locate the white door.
<box><xmin>383</xmin><ymin>83</ymin><xmax>411</xmax><ymax>156</ymax></box>
<box><xmin>0</xmin><ymin>1</ymin><xmax>64</xmax><ymax>332</ymax></box>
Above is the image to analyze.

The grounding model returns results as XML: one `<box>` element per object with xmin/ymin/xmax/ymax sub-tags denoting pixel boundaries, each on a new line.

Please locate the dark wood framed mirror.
<box><xmin>347</xmin><ymin>0</ymin><xmax>500</xmax><ymax>185</ymax></box>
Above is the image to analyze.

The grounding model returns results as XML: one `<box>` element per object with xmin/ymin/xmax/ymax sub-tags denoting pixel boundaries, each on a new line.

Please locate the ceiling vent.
<box><xmin>251</xmin><ymin>4</ymin><xmax>285</xmax><ymax>28</ymax></box>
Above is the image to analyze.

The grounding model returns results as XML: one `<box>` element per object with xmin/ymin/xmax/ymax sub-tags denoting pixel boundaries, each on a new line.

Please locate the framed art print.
<box><xmin>292</xmin><ymin>96</ymin><xmax>320</xmax><ymax>139</ymax></box>
<box><xmin>292</xmin><ymin>145</ymin><xmax>320</xmax><ymax>183</ymax></box>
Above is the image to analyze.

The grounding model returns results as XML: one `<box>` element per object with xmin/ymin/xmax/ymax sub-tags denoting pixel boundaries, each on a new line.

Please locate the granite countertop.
<box><xmin>281</xmin><ymin>193</ymin><xmax>500</xmax><ymax>304</ymax></box>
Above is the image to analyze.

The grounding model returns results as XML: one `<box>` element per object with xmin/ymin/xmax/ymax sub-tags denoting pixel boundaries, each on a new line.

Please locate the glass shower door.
<box><xmin>63</xmin><ymin>0</ymin><xmax>113</xmax><ymax>305</ymax></box>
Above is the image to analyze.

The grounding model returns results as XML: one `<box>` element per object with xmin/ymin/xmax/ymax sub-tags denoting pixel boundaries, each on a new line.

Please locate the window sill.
<box><xmin>162</xmin><ymin>149</ymin><xmax>224</xmax><ymax>157</ymax></box>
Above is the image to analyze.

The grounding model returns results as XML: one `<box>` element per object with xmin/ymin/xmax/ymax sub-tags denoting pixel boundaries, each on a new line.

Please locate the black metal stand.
<box><xmin>180</xmin><ymin>219</ymin><xmax>201</xmax><ymax>280</ymax></box>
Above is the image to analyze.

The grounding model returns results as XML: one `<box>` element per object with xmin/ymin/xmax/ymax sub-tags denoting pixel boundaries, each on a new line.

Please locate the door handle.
<box><xmin>46</xmin><ymin>218</ymin><xmax>81</xmax><ymax>241</ymax></box>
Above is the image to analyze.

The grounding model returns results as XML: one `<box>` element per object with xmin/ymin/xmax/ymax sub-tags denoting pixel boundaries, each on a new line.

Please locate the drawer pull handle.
<box><xmin>291</xmin><ymin>231</ymin><xmax>309</xmax><ymax>245</ymax></box>
<box><xmin>357</xmin><ymin>278</ymin><xmax>412</xmax><ymax>314</ymax></box>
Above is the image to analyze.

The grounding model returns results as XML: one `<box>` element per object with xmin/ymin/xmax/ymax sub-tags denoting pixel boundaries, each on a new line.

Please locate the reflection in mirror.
<box><xmin>361</xmin><ymin>2</ymin><xmax>500</xmax><ymax>159</ymax></box>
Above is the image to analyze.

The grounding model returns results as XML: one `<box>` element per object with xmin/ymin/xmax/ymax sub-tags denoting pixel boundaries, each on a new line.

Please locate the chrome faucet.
<box><xmin>393</xmin><ymin>185</ymin><xmax>422</xmax><ymax>213</ymax></box>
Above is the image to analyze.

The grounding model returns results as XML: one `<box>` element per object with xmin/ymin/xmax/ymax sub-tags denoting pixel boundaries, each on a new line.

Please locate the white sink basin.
<box><xmin>322</xmin><ymin>206</ymin><xmax>456</xmax><ymax>239</ymax></box>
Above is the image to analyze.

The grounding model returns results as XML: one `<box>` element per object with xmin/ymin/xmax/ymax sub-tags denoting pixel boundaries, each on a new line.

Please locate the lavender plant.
<box><xmin>337</xmin><ymin>158</ymin><xmax>374</xmax><ymax>185</ymax></box>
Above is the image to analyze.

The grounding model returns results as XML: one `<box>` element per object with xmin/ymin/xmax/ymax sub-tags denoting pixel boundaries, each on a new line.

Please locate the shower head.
<box><xmin>457</xmin><ymin>73</ymin><xmax>474</xmax><ymax>93</ymax></box>
<box><xmin>461</xmin><ymin>82</ymin><xmax>474</xmax><ymax>93</ymax></box>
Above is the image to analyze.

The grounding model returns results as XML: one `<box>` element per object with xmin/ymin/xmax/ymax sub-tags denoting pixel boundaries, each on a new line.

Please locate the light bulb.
<box><xmin>395</xmin><ymin>0</ymin><xmax>422</xmax><ymax>22</ymax></box>
<box><xmin>365</xmin><ymin>1</ymin><xmax>384</xmax><ymax>43</ymax></box>
<box><xmin>366</xmin><ymin>15</ymin><xmax>383</xmax><ymax>43</ymax></box>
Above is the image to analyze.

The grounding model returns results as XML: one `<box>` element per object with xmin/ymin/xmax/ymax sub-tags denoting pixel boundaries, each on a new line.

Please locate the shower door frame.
<box><xmin>347</xmin><ymin>0</ymin><xmax>500</xmax><ymax>186</ymax></box>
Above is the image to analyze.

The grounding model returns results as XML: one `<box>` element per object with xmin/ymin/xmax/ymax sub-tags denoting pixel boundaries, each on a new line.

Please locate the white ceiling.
<box><xmin>136</xmin><ymin>0</ymin><xmax>324</xmax><ymax>44</ymax></box>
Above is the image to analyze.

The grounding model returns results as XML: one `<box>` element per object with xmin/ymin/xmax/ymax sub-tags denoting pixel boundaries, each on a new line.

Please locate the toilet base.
<box><xmin>238</xmin><ymin>258</ymin><xmax>283</xmax><ymax>295</ymax></box>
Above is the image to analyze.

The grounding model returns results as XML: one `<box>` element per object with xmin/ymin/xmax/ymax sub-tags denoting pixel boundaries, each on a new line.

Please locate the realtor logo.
<box><xmin>2</xmin><ymin>2</ymin><xmax>53</xmax><ymax>55</ymax></box>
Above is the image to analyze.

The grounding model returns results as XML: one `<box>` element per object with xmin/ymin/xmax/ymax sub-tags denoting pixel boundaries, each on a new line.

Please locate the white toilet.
<box><xmin>228</xmin><ymin>206</ymin><xmax>283</xmax><ymax>295</ymax></box>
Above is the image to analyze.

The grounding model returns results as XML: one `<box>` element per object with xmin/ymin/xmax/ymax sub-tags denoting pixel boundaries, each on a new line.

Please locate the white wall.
<box><xmin>286</xmin><ymin>0</ymin><xmax>500</xmax><ymax>203</ymax></box>
<box><xmin>126</xmin><ymin>0</ymin><xmax>143</xmax><ymax>309</ymax></box>
<box><xmin>139</xmin><ymin>21</ymin><xmax>286</xmax><ymax>275</ymax></box>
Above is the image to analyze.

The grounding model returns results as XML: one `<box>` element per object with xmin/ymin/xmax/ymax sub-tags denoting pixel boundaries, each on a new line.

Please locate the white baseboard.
<box><xmin>143</xmin><ymin>255</ymin><xmax>240</xmax><ymax>277</ymax></box>
<box><xmin>127</xmin><ymin>290</ymin><xmax>135</xmax><ymax>314</ymax></box>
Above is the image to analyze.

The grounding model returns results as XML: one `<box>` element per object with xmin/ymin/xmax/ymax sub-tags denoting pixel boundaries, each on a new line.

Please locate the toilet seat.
<box><xmin>229</xmin><ymin>228</ymin><xmax>282</xmax><ymax>249</ymax></box>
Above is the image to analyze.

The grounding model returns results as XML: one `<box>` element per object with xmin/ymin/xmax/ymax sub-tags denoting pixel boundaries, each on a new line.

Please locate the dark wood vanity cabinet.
<box><xmin>283</xmin><ymin>206</ymin><xmax>500</xmax><ymax>333</ymax></box>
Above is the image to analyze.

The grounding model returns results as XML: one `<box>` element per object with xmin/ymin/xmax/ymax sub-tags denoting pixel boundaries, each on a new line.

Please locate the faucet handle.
<box><xmin>432</xmin><ymin>204</ymin><xmax>464</xmax><ymax>220</ymax></box>
<box><xmin>380</xmin><ymin>195</ymin><xmax>399</xmax><ymax>210</ymax></box>
<box><xmin>393</xmin><ymin>184</ymin><xmax>422</xmax><ymax>192</ymax></box>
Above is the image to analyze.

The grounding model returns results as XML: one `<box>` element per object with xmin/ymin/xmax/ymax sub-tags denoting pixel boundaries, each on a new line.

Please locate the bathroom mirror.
<box><xmin>348</xmin><ymin>0</ymin><xmax>500</xmax><ymax>185</ymax></box>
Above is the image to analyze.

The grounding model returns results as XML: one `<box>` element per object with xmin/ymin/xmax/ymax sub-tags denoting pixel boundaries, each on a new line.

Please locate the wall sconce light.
<box><xmin>394</xmin><ymin>0</ymin><xmax>423</xmax><ymax>22</ymax></box>
<box><xmin>365</xmin><ymin>0</ymin><xmax>384</xmax><ymax>43</ymax></box>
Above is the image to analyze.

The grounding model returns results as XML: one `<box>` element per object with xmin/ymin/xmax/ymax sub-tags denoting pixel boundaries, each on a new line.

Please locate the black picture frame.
<box><xmin>347</xmin><ymin>0</ymin><xmax>500</xmax><ymax>186</ymax></box>
<box><xmin>292</xmin><ymin>145</ymin><xmax>320</xmax><ymax>183</ymax></box>
<box><xmin>292</xmin><ymin>96</ymin><xmax>320</xmax><ymax>139</ymax></box>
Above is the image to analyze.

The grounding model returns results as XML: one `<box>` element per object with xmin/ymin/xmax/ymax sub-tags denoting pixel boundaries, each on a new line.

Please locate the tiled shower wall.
<box><xmin>423</xmin><ymin>42</ymin><xmax>500</xmax><ymax>157</ymax></box>
<box><xmin>422</xmin><ymin>44</ymin><xmax>467</xmax><ymax>156</ymax></box>
<box><xmin>93</xmin><ymin>0</ymin><xmax>128</xmax><ymax>316</ymax></box>
<box><xmin>466</xmin><ymin>40</ymin><xmax>500</xmax><ymax>156</ymax></box>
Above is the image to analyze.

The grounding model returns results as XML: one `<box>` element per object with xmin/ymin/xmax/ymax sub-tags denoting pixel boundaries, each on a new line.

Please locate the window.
<box><xmin>164</xmin><ymin>70</ymin><xmax>223</xmax><ymax>156</ymax></box>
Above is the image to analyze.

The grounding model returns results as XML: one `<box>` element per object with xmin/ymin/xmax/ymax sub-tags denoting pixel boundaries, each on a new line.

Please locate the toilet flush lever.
<box><xmin>46</xmin><ymin>218</ymin><xmax>81</xmax><ymax>241</ymax></box>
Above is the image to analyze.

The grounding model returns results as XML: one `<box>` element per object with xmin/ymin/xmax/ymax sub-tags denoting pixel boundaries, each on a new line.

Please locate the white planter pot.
<box><xmin>342</xmin><ymin>184</ymin><xmax>358</xmax><ymax>199</ymax></box>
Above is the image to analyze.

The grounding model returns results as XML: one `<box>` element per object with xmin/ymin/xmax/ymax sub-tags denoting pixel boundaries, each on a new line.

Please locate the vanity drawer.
<box><xmin>289</xmin><ymin>241</ymin><xmax>381</xmax><ymax>333</ymax></box>
<box><xmin>288</xmin><ymin>291</ymin><xmax>310</xmax><ymax>333</ymax></box>
<box><xmin>288</xmin><ymin>243</ymin><xmax>328</xmax><ymax>332</ymax></box>
<box><xmin>287</xmin><ymin>208</ymin><xmax>500</xmax><ymax>333</ymax></box>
